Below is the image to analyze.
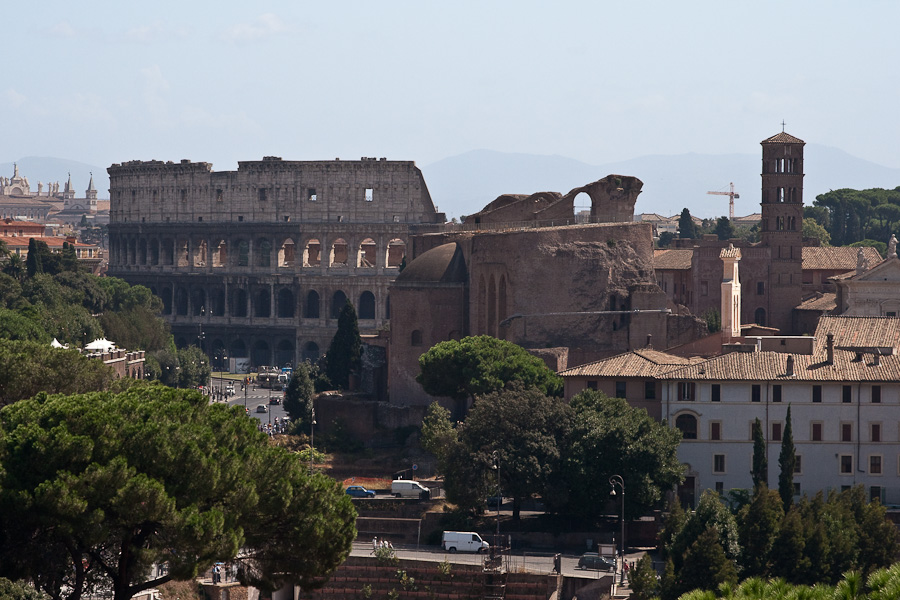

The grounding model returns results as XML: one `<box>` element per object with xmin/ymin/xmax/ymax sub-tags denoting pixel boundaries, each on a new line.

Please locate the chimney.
<box><xmin>826</xmin><ymin>334</ymin><xmax>834</xmax><ymax>365</ymax></box>
<box><xmin>786</xmin><ymin>355</ymin><xmax>794</xmax><ymax>376</ymax></box>
<box><xmin>646</xmin><ymin>334</ymin><xmax>652</xmax><ymax>348</ymax></box>
<box><xmin>873</xmin><ymin>353</ymin><xmax>881</xmax><ymax>366</ymax></box>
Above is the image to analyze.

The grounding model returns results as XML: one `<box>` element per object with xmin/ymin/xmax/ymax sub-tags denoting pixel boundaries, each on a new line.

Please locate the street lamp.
<box><xmin>309</xmin><ymin>402</ymin><xmax>317</xmax><ymax>474</ymax></box>
<box><xmin>492</xmin><ymin>451</ymin><xmax>501</xmax><ymax>539</ymax></box>
<box><xmin>609</xmin><ymin>475</ymin><xmax>625</xmax><ymax>581</ymax></box>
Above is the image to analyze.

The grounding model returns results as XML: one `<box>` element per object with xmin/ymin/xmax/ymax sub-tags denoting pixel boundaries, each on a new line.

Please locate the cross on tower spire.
<box><xmin>781</xmin><ymin>120</ymin><xmax>786</xmax><ymax>132</ymax></box>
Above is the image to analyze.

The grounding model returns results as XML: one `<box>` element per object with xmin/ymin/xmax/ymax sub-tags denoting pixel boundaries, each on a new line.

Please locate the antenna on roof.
<box><xmin>781</xmin><ymin>120</ymin><xmax>786</xmax><ymax>132</ymax></box>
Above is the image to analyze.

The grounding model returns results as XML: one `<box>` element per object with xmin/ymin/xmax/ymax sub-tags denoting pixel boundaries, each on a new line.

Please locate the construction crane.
<box><xmin>707</xmin><ymin>182</ymin><xmax>740</xmax><ymax>221</ymax></box>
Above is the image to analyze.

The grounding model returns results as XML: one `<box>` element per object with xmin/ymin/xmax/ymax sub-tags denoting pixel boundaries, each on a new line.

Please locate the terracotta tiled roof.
<box><xmin>813</xmin><ymin>316</ymin><xmax>900</xmax><ymax>351</ymax></box>
<box><xmin>560</xmin><ymin>349</ymin><xmax>699</xmax><ymax>378</ymax></box>
<box><xmin>802</xmin><ymin>246</ymin><xmax>881</xmax><ymax>271</ymax></box>
<box><xmin>653</xmin><ymin>249</ymin><xmax>693</xmax><ymax>270</ymax></box>
<box><xmin>0</xmin><ymin>235</ymin><xmax>97</xmax><ymax>249</ymax></box>
<box><xmin>761</xmin><ymin>131</ymin><xmax>805</xmax><ymax>144</ymax></box>
<box><xmin>661</xmin><ymin>348</ymin><xmax>900</xmax><ymax>382</ymax></box>
<box><xmin>796</xmin><ymin>293</ymin><xmax>836</xmax><ymax>312</ymax></box>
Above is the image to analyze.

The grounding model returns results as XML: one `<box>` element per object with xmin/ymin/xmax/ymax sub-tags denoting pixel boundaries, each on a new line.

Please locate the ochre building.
<box><xmin>107</xmin><ymin>156</ymin><xmax>444</xmax><ymax>368</ymax></box>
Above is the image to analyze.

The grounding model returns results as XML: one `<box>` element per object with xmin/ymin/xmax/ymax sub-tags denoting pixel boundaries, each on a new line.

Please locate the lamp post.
<box><xmin>309</xmin><ymin>402</ymin><xmax>316</xmax><ymax>474</ymax></box>
<box><xmin>609</xmin><ymin>475</ymin><xmax>625</xmax><ymax>581</ymax></box>
<box><xmin>491</xmin><ymin>451</ymin><xmax>501</xmax><ymax>538</ymax></box>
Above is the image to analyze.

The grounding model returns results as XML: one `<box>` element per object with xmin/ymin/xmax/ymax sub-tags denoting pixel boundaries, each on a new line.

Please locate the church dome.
<box><xmin>394</xmin><ymin>242</ymin><xmax>467</xmax><ymax>285</ymax></box>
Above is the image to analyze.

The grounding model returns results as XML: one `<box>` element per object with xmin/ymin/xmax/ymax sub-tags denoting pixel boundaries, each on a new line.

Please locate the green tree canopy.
<box><xmin>0</xmin><ymin>386</ymin><xmax>356</xmax><ymax>600</ymax></box>
<box><xmin>751</xmin><ymin>418</ymin><xmax>767</xmax><ymax>488</ymax></box>
<box><xmin>778</xmin><ymin>405</ymin><xmax>796</xmax><ymax>511</ymax></box>
<box><xmin>416</xmin><ymin>336</ymin><xmax>563</xmax><ymax>404</ymax></box>
<box><xmin>559</xmin><ymin>390</ymin><xmax>684</xmax><ymax>520</ymax></box>
<box><xmin>325</xmin><ymin>300</ymin><xmax>361</xmax><ymax>390</ymax></box>
<box><xmin>678</xmin><ymin>208</ymin><xmax>699</xmax><ymax>239</ymax></box>
<box><xmin>284</xmin><ymin>363</ymin><xmax>315</xmax><ymax>426</ymax></box>
<box><xmin>802</xmin><ymin>218</ymin><xmax>832</xmax><ymax>246</ymax></box>
<box><xmin>714</xmin><ymin>217</ymin><xmax>734</xmax><ymax>240</ymax></box>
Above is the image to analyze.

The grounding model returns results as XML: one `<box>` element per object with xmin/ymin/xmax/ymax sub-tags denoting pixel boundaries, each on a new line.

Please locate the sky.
<box><xmin>3</xmin><ymin>1</ymin><xmax>900</xmax><ymax>175</ymax></box>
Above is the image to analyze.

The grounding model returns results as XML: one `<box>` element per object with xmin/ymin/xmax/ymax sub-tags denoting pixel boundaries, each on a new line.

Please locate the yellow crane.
<box><xmin>707</xmin><ymin>182</ymin><xmax>740</xmax><ymax>221</ymax></box>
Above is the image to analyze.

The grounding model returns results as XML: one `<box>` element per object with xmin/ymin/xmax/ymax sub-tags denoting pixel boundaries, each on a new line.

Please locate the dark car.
<box><xmin>577</xmin><ymin>552</ymin><xmax>616</xmax><ymax>571</ymax></box>
<box><xmin>269</xmin><ymin>396</ymin><xmax>281</xmax><ymax>405</ymax></box>
<box><xmin>345</xmin><ymin>485</ymin><xmax>376</xmax><ymax>498</ymax></box>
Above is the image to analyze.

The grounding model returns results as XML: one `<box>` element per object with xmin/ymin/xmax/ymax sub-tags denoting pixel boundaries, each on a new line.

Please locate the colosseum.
<box><xmin>106</xmin><ymin>156</ymin><xmax>444</xmax><ymax>369</ymax></box>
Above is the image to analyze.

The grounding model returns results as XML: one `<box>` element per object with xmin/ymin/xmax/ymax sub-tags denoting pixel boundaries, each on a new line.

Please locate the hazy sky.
<box><xmin>4</xmin><ymin>1</ymin><xmax>899</xmax><ymax>172</ymax></box>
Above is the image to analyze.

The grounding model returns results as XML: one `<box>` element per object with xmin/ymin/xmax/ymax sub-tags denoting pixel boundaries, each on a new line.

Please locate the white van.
<box><xmin>391</xmin><ymin>480</ymin><xmax>431</xmax><ymax>499</ymax></box>
<box><xmin>442</xmin><ymin>531</ymin><xmax>489</xmax><ymax>553</ymax></box>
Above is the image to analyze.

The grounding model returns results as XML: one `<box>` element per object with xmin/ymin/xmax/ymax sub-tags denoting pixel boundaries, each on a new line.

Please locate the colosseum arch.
<box><xmin>256</xmin><ymin>239</ymin><xmax>272</xmax><ymax>268</ymax></box>
<box><xmin>330</xmin><ymin>238</ymin><xmax>348</xmax><ymax>266</ymax></box>
<box><xmin>162</xmin><ymin>238</ymin><xmax>174</xmax><ymax>265</ymax></box>
<box><xmin>278</xmin><ymin>237</ymin><xmax>296</xmax><ymax>268</ymax></box>
<box><xmin>138</xmin><ymin>239</ymin><xmax>148</xmax><ymax>265</ymax></box>
<box><xmin>386</xmin><ymin>238</ymin><xmax>406</xmax><ymax>267</ymax></box>
<box><xmin>302</xmin><ymin>341</ymin><xmax>320</xmax><ymax>363</ymax></box>
<box><xmin>191</xmin><ymin>289</ymin><xmax>206</xmax><ymax>316</ymax></box>
<box><xmin>229</xmin><ymin>339</ymin><xmax>247</xmax><ymax>359</ymax></box>
<box><xmin>193</xmin><ymin>240</ymin><xmax>208</xmax><ymax>267</ymax></box>
<box><xmin>358</xmin><ymin>238</ymin><xmax>377</xmax><ymax>268</ymax></box>
<box><xmin>254</xmin><ymin>287</ymin><xmax>271</xmax><ymax>318</ymax></box>
<box><xmin>212</xmin><ymin>239</ymin><xmax>227</xmax><ymax>268</ymax></box>
<box><xmin>232</xmin><ymin>288</ymin><xmax>248</xmax><ymax>318</ymax></box>
<box><xmin>304</xmin><ymin>239</ymin><xmax>321</xmax><ymax>267</ymax></box>
<box><xmin>177</xmin><ymin>239</ymin><xmax>191</xmax><ymax>267</ymax></box>
<box><xmin>160</xmin><ymin>286</ymin><xmax>173</xmax><ymax>315</ymax></box>
<box><xmin>275</xmin><ymin>339</ymin><xmax>294</xmax><ymax>367</ymax></box>
<box><xmin>358</xmin><ymin>291</ymin><xmax>376</xmax><ymax>319</ymax></box>
<box><xmin>127</xmin><ymin>238</ymin><xmax>136</xmax><ymax>265</ymax></box>
<box><xmin>277</xmin><ymin>288</ymin><xmax>295</xmax><ymax>318</ymax></box>
<box><xmin>149</xmin><ymin>239</ymin><xmax>160</xmax><ymax>266</ymax></box>
<box><xmin>210</xmin><ymin>288</ymin><xmax>225</xmax><ymax>317</ymax></box>
<box><xmin>331</xmin><ymin>290</ymin><xmax>347</xmax><ymax>318</ymax></box>
<box><xmin>252</xmin><ymin>340</ymin><xmax>270</xmax><ymax>368</ymax></box>
<box><xmin>236</xmin><ymin>240</ymin><xmax>250</xmax><ymax>267</ymax></box>
<box><xmin>305</xmin><ymin>290</ymin><xmax>320</xmax><ymax>318</ymax></box>
<box><xmin>175</xmin><ymin>288</ymin><xmax>188</xmax><ymax>316</ymax></box>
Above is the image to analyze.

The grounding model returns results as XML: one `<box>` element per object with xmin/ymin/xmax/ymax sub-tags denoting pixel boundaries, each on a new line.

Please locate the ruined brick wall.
<box><xmin>107</xmin><ymin>157</ymin><xmax>443</xmax><ymax>367</ymax></box>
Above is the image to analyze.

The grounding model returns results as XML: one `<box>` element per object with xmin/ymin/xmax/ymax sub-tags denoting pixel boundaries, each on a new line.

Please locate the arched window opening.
<box><xmin>279</xmin><ymin>238</ymin><xmax>296</xmax><ymax>267</ymax></box>
<box><xmin>331</xmin><ymin>290</ymin><xmax>347</xmax><ymax>318</ymax></box>
<box><xmin>255</xmin><ymin>288</ymin><xmax>271</xmax><ymax>318</ymax></box>
<box><xmin>193</xmin><ymin>239</ymin><xmax>208</xmax><ymax>267</ymax></box>
<box><xmin>675</xmin><ymin>414</ymin><xmax>698</xmax><ymax>440</ymax></box>
<box><xmin>411</xmin><ymin>330</ymin><xmax>423</xmax><ymax>347</ymax></box>
<box><xmin>386</xmin><ymin>238</ymin><xmax>406</xmax><ymax>268</ymax></box>
<box><xmin>162</xmin><ymin>238</ymin><xmax>174</xmax><ymax>265</ymax></box>
<box><xmin>573</xmin><ymin>192</ymin><xmax>592</xmax><ymax>223</ymax></box>
<box><xmin>275</xmin><ymin>340</ymin><xmax>294</xmax><ymax>368</ymax></box>
<box><xmin>212</xmin><ymin>239</ymin><xmax>227</xmax><ymax>267</ymax></box>
<box><xmin>359</xmin><ymin>291</ymin><xmax>376</xmax><ymax>319</ymax></box>
<box><xmin>237</xmin><ymin>240</ymin><xmax>250</xmax><ymax>267</ymax></box>
<box><xmin>229</xmin><ymin>339</ymin><xmax>248</xmax><ymax>358</ymax></box>
<box><xmin>305</xmin><ymin>290</ymin><xmax>320</xmax><ymax>318</ymax></box>
<box><xmin>277</xmin><ymin>288</ymin><xmax>295</xmax><ymax>318</ymax></box>
<box><xmin>252</xmin><ymin>340</ymin><xmax>270</xmax><ymax>368</ymax></box>
<box><xmin>149</xmin><ymin>239</ymin><xmax>159</xmax><ymax>266</ymax></box>
<box><xmin>138</xmin><ymin>239</ymin><xmax>147</xmax><ymax>265</ymax></box>
<box><xmin>256</xmin><ymin>239</ymin><xmax>272</xmax><ymax>268</ymax></box>
<box><xmin>304</xmin><ymin>239</ymin><xmax>321</xmax><ymax>267</ymax></box>
<box><xmin>303</xmin><ymin>341</ymin><xmax>320</xmax><ymax>363</ymax></box>
<box><xmin>358</xmin><ymin>238</ymin><xmax>377</xmax><ymax>268</ymax></box>
<box><xmin>232</xmin><ymin>289</ymin><xmax>248</xmax><ymax>318</ymax></box>
<box><xmin>191</xmin><ymin>289</ymin><xmax>206</xmax><ymax>316</ymax></box>
<box><xmin>330</xmin><ymin>238</ymin><xmax>348</xmax><ymax>266</ymax></box>
<box><xmin>161</xmin><ymin>287</ymin><xmax>172</xmax><ymax>315</ymax></box>
<box><xmin>211</xmin><ymin>289</ymin><xmax>225</xmax><ymax>317</ymax></box>
<box><xmin>754</xmin><ymin>307</ymin><xmax>767</xmax><ymax>327</ymax></box>
<box><xmin>175</xmin><ymin>288</ymin><xmax>188</xmax><ymax>316</ymax></box>
<box><xmin>177</xmin><ymin>240</ymin><xmax>190</xmax><ymax>267</ymax></box>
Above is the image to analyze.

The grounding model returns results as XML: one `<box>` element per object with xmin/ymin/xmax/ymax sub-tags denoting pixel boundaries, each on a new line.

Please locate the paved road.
<box><xmin>349</xmin><ymin>541</ymin><xmax>622</xmax><ymax>580</ymax></box>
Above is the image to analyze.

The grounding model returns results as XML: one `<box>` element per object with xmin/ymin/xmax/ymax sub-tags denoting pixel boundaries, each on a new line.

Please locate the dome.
<box><xmin>394</xmin><ymin>242</ymin><xmax>467</xmax><ymax>284</ymax></box>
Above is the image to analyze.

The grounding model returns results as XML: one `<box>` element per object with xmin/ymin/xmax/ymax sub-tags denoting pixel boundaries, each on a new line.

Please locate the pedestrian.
<box><xmin>388</xmin><ymin>540</ymin><xmax>394</xmax><ymax>550</ymax></box>
<box><xmin>372</xmin><ymin>537</ymin><xmax>378</xmax><ymax>553</ymax></box>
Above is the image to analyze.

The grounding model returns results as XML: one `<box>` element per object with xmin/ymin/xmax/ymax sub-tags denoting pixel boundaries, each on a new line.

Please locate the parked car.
<box><xmin>577</xmin><ymin>552</ymin><xmax>616</xmax><ymax>571</ymax></box>
<box><xmin>345</xmin><ymin>485</ymin><xmax>376</xmax><ymax>498</ymax></box>
<box><xmin>256</xmin><ymin>404</ymin><xmax>268</xmax><ymax>413</ymax></box>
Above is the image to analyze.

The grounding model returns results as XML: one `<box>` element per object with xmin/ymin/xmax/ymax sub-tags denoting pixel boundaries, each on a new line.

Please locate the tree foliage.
<box><xmin>284</xmin><ymin>363</ymin><xmax>315</xmax><ymax>426</ymax></box>
<box><xmin>325</xmin><ymin>300</ymin><xmax>361</xmax><ymax>390</ymax></box>
<box><xmin>0</xmin><ymin>386</ymin><xmax>356</xmax><ymax>600</ymax></box>
<box><xmin>802</xmin><ymin>218</ymin><xmax>831</xmax><ymax>246</ymax></box>
<box><xmin>813</xmin><ymin>187</ymin><xmax>900</xmax><ymax>247</ymax></box>
<box><xmin>420</xmin><ymin>401</ymin><xmax>457</xmax><ymax>463</ymax></box>
<box><xmin>678</xmin><ymin>208</ymin><xmax>699</xmax><ymax>239</ymax></box>
<box><xmin>751</xmin><ymin>418</ymin><xmax>767</xmax><ymax>488</ymax></box>
<box><xmin>714</xmin><ymin>217</ymin><xmax>734</xmax><ymax>241</ymax></box>
<box><xmin>416</xmin><ymin>336</ymin><xmax>563</xmax><ymax>403</ymax></box>
<box><xmin>778</xmin><ymin>405</ymin><xmax>796</xmax><ymax>511</ymax></box>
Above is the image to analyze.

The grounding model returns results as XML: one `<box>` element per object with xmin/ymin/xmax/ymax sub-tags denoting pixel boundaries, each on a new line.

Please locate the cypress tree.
<box><xmin>751</xmin><ymin>418</ymin><xmax>767</xmax><ymax>489</ymax></box>
<box><xmin>325</xmin><ymin>299</ymin><xmax>361</xmax><ymax>389</ymax></box>
<box><xmin>25</xmin><ymin>238</ymin><xmax>42</xmax><ymax>277</ymax></box>
<box><xmin>678</xmin><ymin>208</ymin><xmax>698</xmax><ymax>239</ymax></box>
<box><xmin>778</xmin><ymin>405</ymin><xmax>796</xmax><ymax>511</ymax></box>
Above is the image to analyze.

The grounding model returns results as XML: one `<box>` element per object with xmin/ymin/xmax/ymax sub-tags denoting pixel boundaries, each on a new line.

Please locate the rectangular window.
<box><xmin>840</xmin><ymin>455</ymin><xmax>853</xmax><ymax>474</ymax></box>
<box><xmin>364</xmin><ymin>187</ymin><xmax>374</xmax><ymax>202</ymax></box>
<box><xmin>712</xmin><ymin>384</ymin><xmax>721</xmax><ymax>402</ymax></box>
<box><xmin>701</xmin><ymin>281</ymin><xmax>709</xmax><ymax>296</ymax></box>
<box><xmin>258</xmin><ymin>188</ymin><xmax>267</xmax><ymax>202</ymax></box>
<box><xmin>812</xmin><ymin>422</ymin><xmax>823</xmax><ymax>442</ymax></box>
<box><xmin>713</xmin><ymin>454</ymin><xmax>726</xmax><ymax>473</ymax></box>
<box><xmin>757</xmin><ymin>281</ymin><xmax>765</xmax><ymax>295</ymax></box>
<box><xmin>180</xmin><ymin>189</ymin><xmax>187</xmax><ymax>202</ymax></box>
<box><xmin>793</xmin><ymin>482</ymin><xmax>801</xmax><ymax>496</ymax></box>
<box><xmin>644</xmin><ymin>381</ymin><xmax>656</xmax><ymax>400</ymax></box>
<box><xmin>216</xmin><ymin>189</ymin><xmax>223</xmax><ymax>202</ymax></box>
<box><xmin>794</xmin><ymin>455</ymin><xmax>802</xmax><ymax>474</ymax></box>
<box><xmin>752</xmin><ymin>384</ymin><xmax>761</xmax><ymax>402</ymax></box>
<box><xmin>152</xmin><ymin>190</ymin><xmax>159</xmax><ymax>203</ymax></box>
<box><xmin>842</xmin><ymin>423</ymin><xmax>852</xmax><ymax>442</ymax></box>
<box><xmin>872</xmin><ymin>385</ymin><xmax>882</xmax><ymax>403</ymax></box>
<box><xmin>772</xmin><ymin>422</ymin><xmax>783</xmax><ymax>442</ymax></box>
<box><xmin>678</xmin><ymin>382</ymin><xmax>695</xmax><ymax>401</ymax></box>
<box><xmin>871</xmin><ymin>486</ymin><xmax>883</xmax><ymax>502</ymax></box>
<box><xmin>715</xmin><ymin>481</ymin><xmax>724</xmax><ymax>494</ymax></box>
<box><xmin>773</xmin><ymin>385</ymin><xmax>782</xmax><ymax>403</ymax></box>
<box><xmin>812</xmin><ymin>385</ymin><xmax>822</xmax><ymax>403</ymax></box>
<box><xmin>586</xmin><ymin>381</ymin><xmax>597</xmax><ymax>391</ymax></box>
<box><xmin>843</xmin><ymin>385</ymin><xmax>852</xmax><ymax>403</ymax></box>
<box><xmin>711</xmin><ymin>422</ymin><xmax>722</xmax><ymax>441</ymax></box>
<box><xmin>308</xmin><ymin>188</ymin><xmax>317</xmax><ymax>202</ymax></box>
<box><xmin>615</xmin><ymin>381</ymin><xmax>627</xmax><ymax>399</ymax></box>
<box><xmin>872</xmin><ymin>423</ymin><xmax>882</xmax><ymax>442</ymax></box>
<box><xmin>870</xmin><ymin>455</ymin><xmax>882</xmax><ymax>475</ymax></box>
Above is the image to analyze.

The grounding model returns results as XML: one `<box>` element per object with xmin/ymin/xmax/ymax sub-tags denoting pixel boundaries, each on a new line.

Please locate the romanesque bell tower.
<box><xmin>760</xmin><ymin>131</ymin><xmax>804</xmax><ymax>333</ymax></box>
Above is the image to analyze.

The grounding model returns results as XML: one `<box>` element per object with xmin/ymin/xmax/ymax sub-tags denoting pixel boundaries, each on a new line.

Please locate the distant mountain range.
<box><xmin>5</xmin><ymin>147</ymin><xmax>900</xmax><ymax>222</ymax></box>
<box><xmin>0</xmin><ymin>157</ymin><xmax>108</xmax><ymax>200</ymax></box>
<box><xmin>420</xmin><ymin>145</ymin><xmax>900</xmax><ymax>220</ymax></box>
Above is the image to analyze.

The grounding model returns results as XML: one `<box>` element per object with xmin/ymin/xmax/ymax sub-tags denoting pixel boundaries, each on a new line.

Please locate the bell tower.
<box><xmin>760</xmin><ymin>130</ymin><xmax>804</xmax><ymax>333</ymax></box>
